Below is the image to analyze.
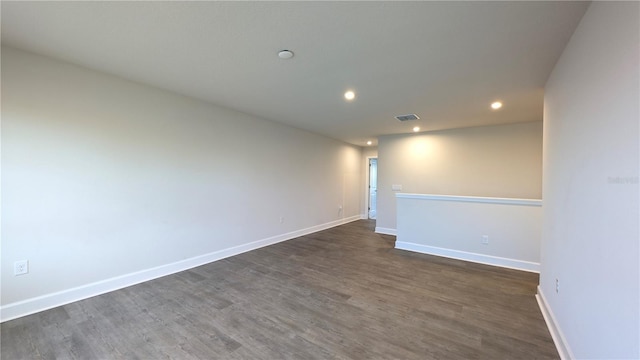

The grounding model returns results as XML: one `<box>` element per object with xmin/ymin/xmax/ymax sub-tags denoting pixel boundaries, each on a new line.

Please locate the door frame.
<box><xmin>365</xmin><ymin>156</ymin><xmax>378</xmax><ymax>219</ymax></box>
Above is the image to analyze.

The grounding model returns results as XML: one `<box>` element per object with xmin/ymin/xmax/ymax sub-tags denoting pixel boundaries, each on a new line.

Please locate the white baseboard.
<box><xmin>536</xmin><ymin>286</ymin><xmax>574</xmax><ymax>360</ymax></box>
<box><xmin>360</xmin><ymin>214</ymin><xmax>368</xmax><ymax>220</ymax></box>
<box><xmin>0</xmin><ymin>215</ymin><xmax>362</xmax><ymax>323</ymax></box>
<box><xmin>394</xmin><ymin>241</ymin><xmax>540</xmax><ymax>273</ymax></box>
<box><xmin>375</xmin><ymin>227</ymin><xmax>397</xmax><ymax>236</ymax></box>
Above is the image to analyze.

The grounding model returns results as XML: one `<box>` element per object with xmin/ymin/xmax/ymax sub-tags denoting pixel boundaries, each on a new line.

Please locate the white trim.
<box><xmin>360</xmin><ymin>214</ymin><xmax>368</xmax><ymax>220</ymax></box>
<box><xmin>536</xmin><ymin>286</ymin><xmax>574</xmax><ymax>360</ymax></box>
<box><xmin>395</xmin><ymin>241</ymin><xmax>539</xmax><ymax>273</ymax></box>
<box><xmin>0</xmin><ymin>215</ymin><xmax>361</xmax><ymax>323</ymax></box>
<box><xmin>375</xmin><ymin>227</ymin><xmax>397</xmax><ymax>236</ymax></box>
<box><xmin>395</xmin><ymin>193</ymin><xmax>542</xmax><ymax>207</ymax></box>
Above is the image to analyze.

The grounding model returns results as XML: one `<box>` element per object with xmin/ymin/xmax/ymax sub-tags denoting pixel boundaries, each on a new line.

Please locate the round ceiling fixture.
<box><xmin>344</xmin><ymin>90</ymin><xmax>355</xmax><ymax>101</ymax></box>
<box><xmin>491</xmin><ymin>101</ymin><xmax>503</xmax><ymax>110</ymax></box>
<box><xmin>367</xmin><ymin>141</ymin><xmax>372</xmax><ymax>145</ymax></box>
<box><xmin>278</xmin><ymin>50</ymin><xmax>294</xmax><ymax>59</ymax></box>
<box><xmin>413</xmin><ymin>126</ymin><xmax>421</xmax><ymax>132</ymax></box>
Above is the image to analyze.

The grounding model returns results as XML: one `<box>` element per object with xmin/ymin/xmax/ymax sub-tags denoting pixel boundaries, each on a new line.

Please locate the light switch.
<box><xmin>391</xmin><ymin>184</ymin><xmax>403</xmax><ymax>191</ymax></box>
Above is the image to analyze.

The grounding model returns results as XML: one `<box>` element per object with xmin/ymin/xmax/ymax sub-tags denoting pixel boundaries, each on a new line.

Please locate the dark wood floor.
<box><xmin>1</xmin><ymin>220</ymin><xmax>558</xmax><ymax>359</ymax></box>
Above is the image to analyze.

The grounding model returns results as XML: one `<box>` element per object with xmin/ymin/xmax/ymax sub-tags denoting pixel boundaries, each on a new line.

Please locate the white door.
<box><xmin>368</xmin><ymin>158</ymin><xmax>378</xmax><ymax>219</ymax></box>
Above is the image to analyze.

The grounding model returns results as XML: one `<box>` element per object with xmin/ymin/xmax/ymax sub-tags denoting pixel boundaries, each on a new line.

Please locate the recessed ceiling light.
<box><xmin>344</xmin><ymin>90</ymin><xmax>355</xmax><ymax>101</ymax></box>
<box><xmin>366</xmin><ymin>141</ymin><xmax>372</xmax><ymax>145</ymax></box>
<box><xmin>413</xmin><ymin>126</ymin><xmax>420</xmax><ymax>132</ymax></box>
<box><xmin>491</xmin><ymin>101</ymin><xmax>503</xmax><ymax>110</ymax></box>
<box><xmin>278</xmin><ymin>50</ymin><xmax>294</xmax><ymax>59</ymax></box>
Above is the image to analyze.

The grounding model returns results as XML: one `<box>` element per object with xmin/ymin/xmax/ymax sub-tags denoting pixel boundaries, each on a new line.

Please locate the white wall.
<box><xmin>540</xmin><ymin>2</ymin><xmax>639</xmax><ymax>359</ymax></box>
<box><xmin>396</xmin><ymin>194</ymin><xmax>541</xmax><ymax>272</ymax></box>
<box><xmin>376</xmin><ymin>122</ymin><xmax>542</xmax><ymax>232</ymax></box>
<box><xmin>1</xmin><ymin>47</ymin><xmax>363</xmax><ymax>320</ymax></box>
<box><xmin>362</xmin><ymin>146</ymin><xmax>378</xmax><ymax>160</ymax></box>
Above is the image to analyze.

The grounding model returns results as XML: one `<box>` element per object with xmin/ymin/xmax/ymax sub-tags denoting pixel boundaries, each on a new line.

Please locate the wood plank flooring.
<box><xmin>1</xmin><ymin>220</ymin><xmax>558</xmax><ymax>359</ymax></box>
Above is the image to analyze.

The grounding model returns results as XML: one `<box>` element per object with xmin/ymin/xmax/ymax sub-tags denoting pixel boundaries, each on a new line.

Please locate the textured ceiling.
<box><xmin>1</xmin><ymin>1</ymin><xmax>589</xmax><ymax>146</ymax></box>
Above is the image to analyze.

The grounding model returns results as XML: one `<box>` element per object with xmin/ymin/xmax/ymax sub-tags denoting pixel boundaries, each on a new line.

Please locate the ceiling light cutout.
<box><xmin>367</xmin><ymin>141</ymin><xmax>372</xmax><ymax>145</ymax></box>
<box><xmin>413</xmin><ymin>126</ymin><xmax>420</xmax><ymax>132</ymax></box>
<box><xmin>278</xmin><ymin>50</ymin><xmax>294</xmax><ymax>59</ymax></box>
<box><xmin>344</xmin><ymin>90</ymin><xmax>356</xmax><ymax>101</ymax></box>
<box><xmin>491</xmin><ymin>101</ymin><xmax>503</xmax><ymax>110</ymax></box>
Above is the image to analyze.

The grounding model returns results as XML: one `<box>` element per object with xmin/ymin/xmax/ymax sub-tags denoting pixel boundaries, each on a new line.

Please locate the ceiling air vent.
<box><xmin>395</xmin><ymin>114</ymin><xmax>420</xmax><ymax>121</ymax></box>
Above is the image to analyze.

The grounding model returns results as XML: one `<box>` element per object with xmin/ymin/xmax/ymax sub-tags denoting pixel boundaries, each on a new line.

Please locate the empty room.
<box><xmin>1</xmin><ymin>1</ymin><xmax>638</xmax><ymax>359</ymax></box>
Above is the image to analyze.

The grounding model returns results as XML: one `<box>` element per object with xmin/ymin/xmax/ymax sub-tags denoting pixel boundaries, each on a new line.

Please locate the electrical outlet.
<box><xmin>279</xmin><ymin>216</ymin><xmax>284</xmax><ymax>224</ymax></box>
<box><xmin>481</xmin><ymin>235</ymin><xmax>489</xmax><ymax>245</ymax></box>
<box><xmin>14</xmin><ymin>260</ymin><xmax>29</xmax><ymax>276</ymax></box>
<box><xmin>338</xmin><ymin>205</ymin><xmax>343</xmax><ymax>213</ymax></box>
<box><xmin>556</xmin><ymin>278</ymin><xmax>560</xmax><ymax>293</ymax></box>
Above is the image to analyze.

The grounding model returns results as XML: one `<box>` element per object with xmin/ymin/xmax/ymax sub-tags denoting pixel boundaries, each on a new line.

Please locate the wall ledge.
<box><xmin>395</xmin><ymin>241</ymin><xmax>540</xmax><ymax>273</ymax></box>
<box><xmin>0</xmin><ymin>215</ymin><xmax>362</xmax><ymax>323</ymax></box>
<box><xmin>536</xmin><ymin>286</ymin><xmax>574</xmax><ymax>360</ymax></box>
<box><xmin>395</xmin><ymin>193</ymin><xmax>542</xmax><ymax>207</ymax></box>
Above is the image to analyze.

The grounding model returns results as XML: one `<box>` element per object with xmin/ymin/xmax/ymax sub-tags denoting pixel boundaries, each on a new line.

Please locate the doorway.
<box><xmin>368</xmin><ymin>158</ymin><xmax>378</xmax><ymax>219</ymax></box>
